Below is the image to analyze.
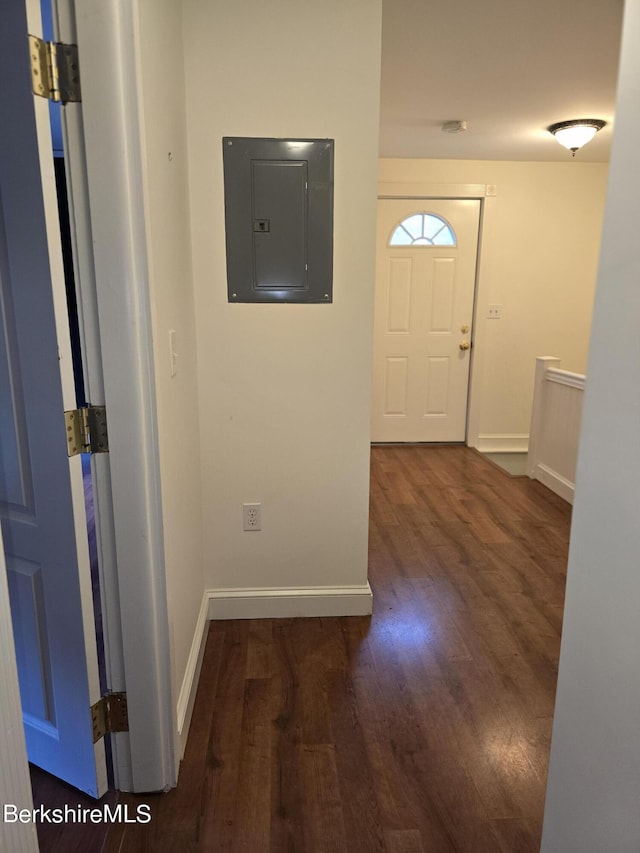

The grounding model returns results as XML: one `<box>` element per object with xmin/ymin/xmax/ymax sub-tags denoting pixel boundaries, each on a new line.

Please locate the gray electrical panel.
<box><xmin>222</xmin><ymin>137</ymin><xmax>334</xmax><ymax>303</ymax></box>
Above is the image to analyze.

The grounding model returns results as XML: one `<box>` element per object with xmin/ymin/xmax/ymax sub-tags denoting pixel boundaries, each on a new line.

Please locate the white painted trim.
<box><xmin>476</xmin><ymin>434</ymin><xmax>529</xmax><ymax>452</ymax></box>
<box><xmin>466</xmin><ymin>193</ymin><xmax>496</xmax><ymax>449</ymax></box>
<box><xmin>176</xmin><ymin>593</ymin><xmax>210</xmax><ymax>758</ymax></box>
<box><xmin>53</xmin><ymin>0</ymin><xmax>133</xmax><ymax>794</ymax></box>
<box><xmin>546</xmin><ymin>368</ymin><xmax>586</xmax><ymax>391</ymax></box>
<box><xmin>53</xmin><ymin>0</ymin><xmax>127</xmax><ymax>702</ymax></box>
<box><xmin>207</xmin><ymin>584</ymin><xmax>374</xmax><ymax>620</ymax></box>
<box><xmin>527</xmin><ymin>357</ymin><xmax>584</xmax><ymax>494</ymax></box>
<box><xmin>378</xmin><ymin>181</ymin><xmax>490</xmax><ymax>199</ymax></box>
<box><xmin>72</xmin><ymin>0</ymin><xmax>176</xmax><ymax>792</ymax></box>
<box><xmin>527</xmin><ymin>357</ymin><xmax>562</xmax><ymax>477</ymax></box>
<box><xmin>532</xmin><ymin>463</ymin><xmax>575</xmax><ymax>505</ymax></box>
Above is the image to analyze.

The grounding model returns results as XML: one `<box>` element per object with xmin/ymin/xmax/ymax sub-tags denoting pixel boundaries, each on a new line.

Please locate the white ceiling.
<box><xmin>379</xmin><ymin>0</ymin><xmax>624</xmax><ymax>162</ymax></box>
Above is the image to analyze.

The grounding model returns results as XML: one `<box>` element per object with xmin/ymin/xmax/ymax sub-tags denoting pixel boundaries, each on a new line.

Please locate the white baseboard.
<box><xmin>476</xmin><ymin>433</ymin><xmax>529</xmax><ymax>453</ymax></box>
<box><xmin>176</xmin><ymin>592</ymin><xmax>210</xmax><ymax>757</ymax></box>
<box><xmin>532</xmin><ymin>463</ymin><xmax>575</xmax><ymax>504</ymax></box>
<box><xmin>207</xmin><ymin>583</ymin><xmax>373</xmax><ymax>620</ymax></box>
<box><xmin>175</xmin><ymin>583</ymin><xmax>373</xmax><ymax>756</ymax></box>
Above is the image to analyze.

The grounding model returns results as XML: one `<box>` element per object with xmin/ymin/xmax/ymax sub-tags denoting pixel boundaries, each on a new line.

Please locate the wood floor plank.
<box><xmin>325</xmin><ymin>668</ymin><xmax>386</xmax><ymax>852</ymax></box>
<box><xmin>245</xmin><ymin>620</ymin><xmax>275</xmax><ymax>679</ymax></box>
<box><xmin>383</xmin><ymin>829</ymin><xmax>426</xmax><ymax>853</ymax></box>
<box><xmin>489</xmin><ymin>817</ymin><xmax>542</xmax><ymax>853</ymax></box>
<box><xmin>102</xmin><ymin>446</ymin><xmax>569</xmax><ymax>853</ymax></box>
<box><xmin>270</xmin><ymin>622</ymin><xmax>307</xmax><ymax>853</ymax></box>
<box><xmin>199</xmin><ymin>622</ymin><xmax>250</xmax><ymax>851</ymax></box>
<box><xmin>299</xmin><ymin>744</ymin><xmax>349</xmax><ymax>853</ymax></box>
<box><xmin>29</xmin><ymin>765</ymin><xmax>119</xmax><ymax>853</ymax></box>
<box><xmin>225</xmin><ymin>677</ymin><xmax>273</xmax><ymax>851</ymax></box>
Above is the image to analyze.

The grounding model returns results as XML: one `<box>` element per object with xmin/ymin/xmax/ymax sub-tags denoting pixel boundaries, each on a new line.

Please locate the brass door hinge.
<box><xmin>28</xmin><ymin>35</ymin><xmax>81</xmax><ymax>104</ymax></box>
<box><xmin>91</xmin><ymin>692</ymin><xmax>129</xmax><ymax>743</ymax></box>
<box><xmin>65</xmin><ymin>406</ymin><xmax>109</xmax><ymax>456</ymax></box>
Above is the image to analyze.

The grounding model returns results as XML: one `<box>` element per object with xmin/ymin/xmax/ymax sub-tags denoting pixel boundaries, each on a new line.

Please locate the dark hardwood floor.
<box><xmin>30</xmin><ymin>764</ymin><xmax>118</xmax><ymax>853</ymax></box>
<box><xmin>102</xmin><ymin>445</ymin><xmax>570</xmax><ymax>853</ymax></box>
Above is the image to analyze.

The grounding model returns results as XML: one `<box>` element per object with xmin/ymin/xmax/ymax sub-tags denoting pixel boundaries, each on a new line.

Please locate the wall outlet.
<box><xmin>487</xmin><ymin>304</ymin><xmax>502</xmax><ymax>319</ymax></box>
<box><xmin>242</xmin><ymin>503</ymin><xmax>261</xmax><ymax>531</ymax></box>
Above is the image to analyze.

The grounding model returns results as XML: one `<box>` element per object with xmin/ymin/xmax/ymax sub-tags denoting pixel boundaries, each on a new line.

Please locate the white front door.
<box><xmin>372</xmin><ymin>198</ymin><xmax>480</xmax><ymax>442</ymax></box>
<box><xmin>0</xmin><ymin>0</ymin><xmax>107</xmax><ymax>797</ymax></box>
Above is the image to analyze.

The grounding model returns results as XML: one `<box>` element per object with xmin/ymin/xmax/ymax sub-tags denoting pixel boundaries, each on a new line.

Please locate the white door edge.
<box><xmin>53</xmin><ymin>0</ymin><xmax>176</xmax><ymax>792</ymax></box>
<box><xmin>376</xmin><ymin>185</ymin><xmax>496</xmax><ymax>449</ymax></box>
<box><xmin>52</xmin><ymin>0</ymin><xmax>128</xmax><ymax>778</ymax></box>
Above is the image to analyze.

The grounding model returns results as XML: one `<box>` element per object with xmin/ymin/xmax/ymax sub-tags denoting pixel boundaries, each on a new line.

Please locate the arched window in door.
<box><xmin>389</xmin><ymin>212</ymin><xmax>456</xmax><ymax>247</ymax></box>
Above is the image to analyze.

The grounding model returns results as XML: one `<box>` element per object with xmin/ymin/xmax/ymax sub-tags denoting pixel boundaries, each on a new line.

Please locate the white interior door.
<box><xmin>372</xmin><ymin>198</ymin><xmax>480</xmax><ymax>442</ymax></box>
<box><xmin>0</xmin><ymin>0</ymin><xmax>107</xmax><ymax>797</ymax></box>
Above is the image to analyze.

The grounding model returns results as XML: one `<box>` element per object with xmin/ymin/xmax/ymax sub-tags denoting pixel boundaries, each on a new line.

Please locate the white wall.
<box><xmin>182</xmin><ymin>0</ymin><xmax>382</xmax><ymax>600</ymax></box>
<box><xmin>135</xmin><ymin>0</ymin><xmax>204</xmax><ymax>751</ymax></box>
<box><xmin>541</xmin><ymin>0</ymin><xmax>640</xmax><ymax>849</ymax></box>
<box><xmin>378</xmin><ymin>159</ymin><xmax>608</xmax><ymax>448</ymax></box>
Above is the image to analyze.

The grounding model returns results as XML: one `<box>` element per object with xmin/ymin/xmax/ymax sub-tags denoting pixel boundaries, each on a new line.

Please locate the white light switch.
<box><xmin>487</xmin><ymin>304</ymin><xmax>502</xmax><ymax>319</ymax></box>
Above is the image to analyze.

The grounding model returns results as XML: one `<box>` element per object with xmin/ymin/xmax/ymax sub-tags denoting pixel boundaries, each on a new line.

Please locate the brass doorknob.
<box><xmin>459</xmin><ymin>340</ymin><xmax>470</xmax><ymax>351</ymax></box>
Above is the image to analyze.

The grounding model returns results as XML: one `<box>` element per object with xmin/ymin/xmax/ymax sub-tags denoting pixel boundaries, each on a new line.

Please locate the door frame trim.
<box><xmin>377</xmin><ymin>182</ymin><xmax>497</xmax><ymax>448</ymax></box>
<box><xmin>53</xmin><ymin>0</ymin><xmax>130</xmax><ymax>790</ymax></box>
<box><xmin>53</xmin><ymin>0</ymin><xmax>176</xmax><ymax>792</ymax></box>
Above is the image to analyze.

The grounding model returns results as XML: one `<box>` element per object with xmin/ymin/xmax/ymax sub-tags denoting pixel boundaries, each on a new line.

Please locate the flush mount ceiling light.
<box><xmin>547</xmin><ymin>118</ymin><xmax>606</xmax><ymax>156</ymax></box>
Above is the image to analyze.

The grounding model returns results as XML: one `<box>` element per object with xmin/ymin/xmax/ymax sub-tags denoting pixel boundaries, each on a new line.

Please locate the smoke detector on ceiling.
<box><xmin>442</xmin><ymin>120</ymin><xmax>467</xmax><ymax>134</ymax></box>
